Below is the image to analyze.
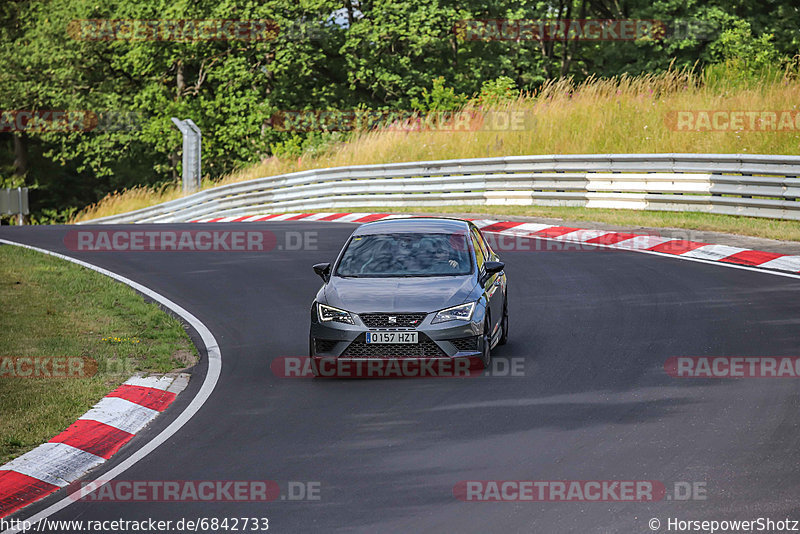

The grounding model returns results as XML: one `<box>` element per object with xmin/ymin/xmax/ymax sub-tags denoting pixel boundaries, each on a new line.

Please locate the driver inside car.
<box><xmin>417</xmin><ymin>236</ymin><xmax>460</xmax><ymax>273</ymax></box>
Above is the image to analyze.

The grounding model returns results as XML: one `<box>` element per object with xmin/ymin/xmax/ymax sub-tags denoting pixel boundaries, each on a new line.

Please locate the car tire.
<box><xmin>481</xmin><ymin>316</ymin><xmax>492</xmax><ymax>369</ymax></box>
<box><xmin>309</xmin><ymin>336</ymin><xmax>320</xmax><ymax>377</ymax></box>
<box><xmin>499</xmin><ymin>294</ymin><xmax>509</xmax><ymax>346</ymax></box>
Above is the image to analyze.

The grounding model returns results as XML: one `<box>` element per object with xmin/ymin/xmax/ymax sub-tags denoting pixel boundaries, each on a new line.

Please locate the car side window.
<box><xmin>470</xmin><ymin>230</ymin><xmax>486</xmax><ymax>270</ymax></box>
<box><xmin>476</xmin><ymin>228</ymin><xmax>495</xmax><ymax>259</ymax></box>
<box><xmin>472</xmin><ymin>228</ymin><xmax>491</xmax><ymax>260</ymax></box>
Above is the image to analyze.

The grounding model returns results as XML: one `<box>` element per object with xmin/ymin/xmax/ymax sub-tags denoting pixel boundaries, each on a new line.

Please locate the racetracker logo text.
<box><xmin>68</xmin><ymin>481</ymin><xmax>280</xmax><ymax>502</ymax></box>
<box><xmin>272</xmin><ymin>356</ymin><xmax>487</xmax><ymax>378</ymax></box>
<box><xmin>665</xmin><ymin>357</ymin><xmax>800</xmax><ymax>378</ymax></box>
<box><xmin>0</xmin><ymin>356</ymin><xmax>97</xmax><ymax>378</ymax></box>
<box><xmin>454</xmin><ymin>480</ymin><xmax>666</xmax><ymax>501</ymax></box>
<box><xmin>665</xmin><ymin>110</ymin><xmax>800</xmax><ymax>132</ymax></box>
<box><xmin>268</xmin><ymin>110</ymin><xmax>531</xmax><ymax>132</ymax></box>
<box><xmin>67</xmin><ymin>19</ymin><xmax>279</xmax><ymax>41</ymax></box>
<box><xmin>62</xmin><ymin>230</ymin><xmax>322</xmax><ymax>252</ymax></box>
<box><xmin>454</xmin><ymin>19</ymin><xmax>718</xmax><ymax>41</ymax></box>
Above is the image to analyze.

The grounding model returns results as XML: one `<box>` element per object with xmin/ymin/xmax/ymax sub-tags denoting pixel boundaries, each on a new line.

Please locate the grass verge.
<box><xmin>332</xmin><ymin>205</ymin><xmax>800</xmax><ymax>242</ymax></box>
<box><xmin>0</xmin><ymin>245</ymin><xmax>197</xmax><ymax>465</ymax></box>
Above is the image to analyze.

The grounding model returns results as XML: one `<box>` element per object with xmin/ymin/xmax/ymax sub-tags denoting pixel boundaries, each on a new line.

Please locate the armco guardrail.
<box><xmin>78</xmin><ymin>154</ymin><xmax>800</xmax><ymax>224</ymax></box>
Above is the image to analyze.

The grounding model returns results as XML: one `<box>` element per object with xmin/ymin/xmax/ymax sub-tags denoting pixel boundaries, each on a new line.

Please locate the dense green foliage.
<box><xmin>0</xmin><ymin>0</ymin><xmax>797</xmax><ymax>222</ymax></box>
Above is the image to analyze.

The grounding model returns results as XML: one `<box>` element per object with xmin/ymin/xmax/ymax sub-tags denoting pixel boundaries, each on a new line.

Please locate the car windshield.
<box><xmin>335</xmin><ymin>232</ymin><xmax>472</xmax><ymax>277</ymax></box>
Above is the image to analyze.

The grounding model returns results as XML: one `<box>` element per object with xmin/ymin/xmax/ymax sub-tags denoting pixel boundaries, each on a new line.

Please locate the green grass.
<box><xmin>334</xmin><ymin>205</ymin><xmax>800</xmax><ymax>242</ymax></box>
<box><xmin>0</xmin><ymin>245</ymin><xmax>197</xmax><ymax>464</ymax></box>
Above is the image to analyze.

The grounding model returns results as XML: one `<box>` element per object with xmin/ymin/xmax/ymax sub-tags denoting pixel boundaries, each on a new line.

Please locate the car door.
<box><xmin>470</xmin><ymin>227</ymin><xmax>504</xmax><ymax>339</ymax></box>
<box><xmin>478</xmin><ymin>228</ymin><xmax>506</xmax><ymax>336</ymax></box>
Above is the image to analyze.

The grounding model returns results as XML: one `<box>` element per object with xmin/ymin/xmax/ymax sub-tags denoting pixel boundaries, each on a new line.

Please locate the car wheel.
<box><xmin>481</xmin><ymin>316</ymin><xmax>492</xmax><ymax>369</ymax></box>
<box><xmin>309</xmin><ymin>335</ymin><xmax>320</xmax><ymax>377</ymax></box>
<box><xmin>499</xmin><ymin>294</ymin><xmax>509</xmax><ymax>346</ymax></box>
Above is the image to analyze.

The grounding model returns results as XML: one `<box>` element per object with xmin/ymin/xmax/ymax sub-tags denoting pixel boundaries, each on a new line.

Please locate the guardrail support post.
<box><xmin>17</xmin><ymin>187</ymin><xmax>25</xmax><ymax>225</ymax></box>
<box><xmin>171</xmin><ymin>118</ymin><xmax>202</xmax><ymax>193</ymax></box>
<box><xmin>0</xmin><ymin>187</ymin><xmax>29</xmax><ymax>225</ymax></box>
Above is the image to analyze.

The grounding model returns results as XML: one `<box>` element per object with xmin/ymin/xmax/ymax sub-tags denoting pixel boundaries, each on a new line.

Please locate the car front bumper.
<box><xmin>310</xmin><ymin>305</ymin><xmax>486</xmax><ymax>362</ymax></box>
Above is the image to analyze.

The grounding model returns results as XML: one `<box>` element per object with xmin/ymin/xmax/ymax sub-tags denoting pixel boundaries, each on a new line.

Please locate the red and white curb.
<box><xmin>0</xmin><ymin>374</ymin><xmax>189</xmax><ymax>518</ymax></box>
<box><xmin>189</xmin><ymin>212</ymin><xmax>800</xmax><ymax>275</ymax></box>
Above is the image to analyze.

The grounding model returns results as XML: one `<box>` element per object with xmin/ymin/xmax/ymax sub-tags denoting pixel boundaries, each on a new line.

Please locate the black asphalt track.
<box><xmin>2</xmin><ymin>222</ymin><xmax>800</xmax><ymax>533</ymax></box>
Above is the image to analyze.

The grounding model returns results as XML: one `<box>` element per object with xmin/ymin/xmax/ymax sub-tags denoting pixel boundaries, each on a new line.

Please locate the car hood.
<box><xmin>323</xmin><ymin>275</ymin><xmax>477</xmax><ymax>313</ymax></box>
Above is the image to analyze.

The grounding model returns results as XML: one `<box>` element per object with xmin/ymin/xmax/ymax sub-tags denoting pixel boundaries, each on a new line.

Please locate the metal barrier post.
<box><xmin>171</xmin><ymin>118</ymin><xmax>202</xmax><ymax>193</ymax></box>
<box><xmin>17</xmin><ymin>187</ymin><xmax>23</xmax><ymax>225</ymax></box>
<box><xmin>0</xmin><ymin>187</ymin><xmax>29</xmax><ymax>224</ymax></box>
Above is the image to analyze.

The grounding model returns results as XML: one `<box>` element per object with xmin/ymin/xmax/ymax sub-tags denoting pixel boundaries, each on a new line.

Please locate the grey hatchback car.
<box><xmin>309</xmin><ymin>218</ymin><xmax>508</xmax><ymax>376</ymax></box>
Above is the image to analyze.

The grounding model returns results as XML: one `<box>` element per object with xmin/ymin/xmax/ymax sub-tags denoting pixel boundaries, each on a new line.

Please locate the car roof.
<box><xmin>351</xmin><ymin>217</ymin><xmax>471</xmax><ymax>236</ymax></box>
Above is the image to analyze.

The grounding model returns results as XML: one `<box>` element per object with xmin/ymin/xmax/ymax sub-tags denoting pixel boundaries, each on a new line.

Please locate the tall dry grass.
<box><xmin>75</xmin><ymin>183</ymin><xmax>185</xmax><ymax>222</ymax></box>
<box><xmin>73</xmin><ymin>69</ymin><xmax>800</xmax><ymax>222</ymax></box>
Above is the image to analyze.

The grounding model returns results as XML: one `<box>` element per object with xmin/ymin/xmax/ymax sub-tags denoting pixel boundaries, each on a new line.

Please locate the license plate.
<box><xmin>366</xmin><ymin>332</ymin><xmax>418</xmax><ymax>344</ymax></box>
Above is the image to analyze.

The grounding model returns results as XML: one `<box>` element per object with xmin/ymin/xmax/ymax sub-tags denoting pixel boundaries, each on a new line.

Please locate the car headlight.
<box><xmin>432</xmin><ymin>301</ymin><xmax>476</xmax><ymax>324</ymax></box>
<box><xmin>317</xmin><ymin>303</ymin><xmax>355</xmax><ymax>325</ymax></box>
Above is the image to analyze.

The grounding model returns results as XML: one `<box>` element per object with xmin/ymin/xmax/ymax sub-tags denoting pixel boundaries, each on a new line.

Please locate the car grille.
<box><xmin>450</xmin><ymin>336</ymin><xmax>479</xmax><ymax>352</ymax></box>
<box><xmin>359</xmin><ymin>313</ymin><xmax>427</xmax><ymax>329</ymax></box>
<box><xmin>314</xmin><ymin>339</ymin><xmax>338</xmax><ymax>353</ymax></box>
<box><xmin>341</xmin><ymin>333</ymin><xmax>447</xmax><ymax>358</ymax></box>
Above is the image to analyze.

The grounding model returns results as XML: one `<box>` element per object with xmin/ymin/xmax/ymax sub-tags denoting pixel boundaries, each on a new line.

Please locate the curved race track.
<box><xmin>2</xmin><ymin>221</ymin><xmax>800</xmax><ymax>533</ymax></box>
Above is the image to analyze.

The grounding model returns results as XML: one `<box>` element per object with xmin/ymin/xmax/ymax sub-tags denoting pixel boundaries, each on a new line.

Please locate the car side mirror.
<box><xmin>313</xmin><ymin>262</ymin><xmax>331</xmax><ymax>283</ymax></box>
<box><xmin>480</xmin><ymin>261</ymin><xmax>505</xmax><ymax>284</ymax></box>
